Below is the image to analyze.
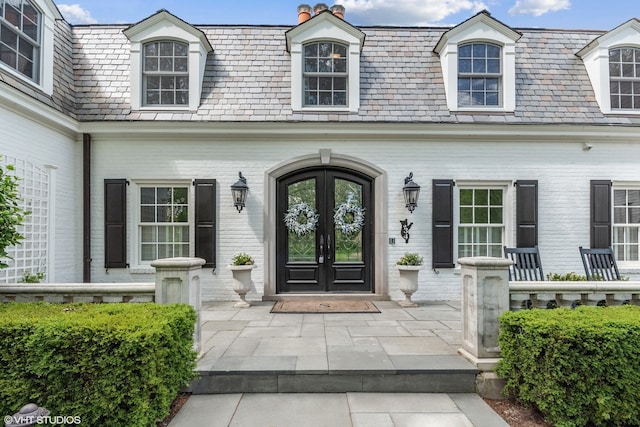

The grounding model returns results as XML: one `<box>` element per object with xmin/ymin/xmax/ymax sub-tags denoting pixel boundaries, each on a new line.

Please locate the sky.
<box><xmin>54</xmin><ymin>0</ymin><xmax>638</xmax><ymax>31</ymax></box>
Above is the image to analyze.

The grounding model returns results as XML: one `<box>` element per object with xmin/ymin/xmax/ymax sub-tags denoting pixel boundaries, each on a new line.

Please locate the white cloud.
<box><xmin>341</xmin><ymin>0</ymin><xmax>488</xmax><ymax>26</ymax></box>
<box><xmin>57</xmin><ymin>4</ymin><xmax>98</xmax><ymax>24</ymax></box>
<box><xmin>508</xmin><ymin>0</ymin><xmax>570</xmax><ymax>17</ymax></box>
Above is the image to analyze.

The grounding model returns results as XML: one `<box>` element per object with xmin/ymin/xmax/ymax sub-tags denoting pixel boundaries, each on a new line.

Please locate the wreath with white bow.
<box><xmin>284</xmin><ymin>202</ymin><xmax>319</xmax><ymax>236</ymax></box>
<box><xmin>334</xmin><ymin>195</ymin><xmax>366</xmax><ymax>236</ymax></box>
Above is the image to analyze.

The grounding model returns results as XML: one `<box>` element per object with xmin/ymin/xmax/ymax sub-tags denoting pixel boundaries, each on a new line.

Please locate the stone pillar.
<box><xmin>151</xmin><ymin>257</ymin><xmax>205</xmax><ymax>354</ymax></box>
<box><xmin>457</xmin><ymin>257</ymin><xmax>512</xmax><ymax>399</ymax></box>
<box><xmin>458</xmin><ymin>256</ymin><xmax>512</xmax><ymax>368</ymax></box>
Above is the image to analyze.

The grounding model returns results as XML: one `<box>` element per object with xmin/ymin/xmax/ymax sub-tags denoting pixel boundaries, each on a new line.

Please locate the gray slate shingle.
<box><xmin>29</xmin><ymin>22</ymin><xmax>639</xmax><ymax>126</ymax></box>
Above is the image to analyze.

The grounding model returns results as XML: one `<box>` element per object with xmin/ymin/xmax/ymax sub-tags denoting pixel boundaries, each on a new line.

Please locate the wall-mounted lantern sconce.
<box><xmin>231</xmin><ymin>172</ymin><xmax>249</xmax><ymax>213</ymax></box>
<box><xmin>402</xmin><ymin>172</ymin><xmax>420</xmax><ymax>214</ymax></box>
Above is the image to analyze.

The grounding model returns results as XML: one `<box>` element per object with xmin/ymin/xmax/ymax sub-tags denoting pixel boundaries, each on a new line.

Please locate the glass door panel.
<box><xmin>287</xmin><ymin>178</ymin><xmax>317</xmax><ymax>263</ymax></box>
<box><xmin>333</xmin><ymin>178</ymin><xmax>363</xmax><ymax>262</ymax></box>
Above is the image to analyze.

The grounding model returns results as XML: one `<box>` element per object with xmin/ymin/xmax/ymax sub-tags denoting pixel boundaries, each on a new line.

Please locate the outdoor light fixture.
<box><xmin>402</xmin><ymin>172</ymin><xmax>420</xmax><ymax>213</ymax></box>
<box><xmin>231</xmin><ymin>172</ymin><xmax>249</xmax><ymax>213</ymax></box>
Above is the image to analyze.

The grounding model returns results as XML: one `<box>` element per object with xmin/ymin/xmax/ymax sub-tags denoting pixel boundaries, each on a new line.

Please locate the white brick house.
<box><xmin>2</xmin><ymin>1</ymin><xmax>640</xmax><ymax>302</ymax></box>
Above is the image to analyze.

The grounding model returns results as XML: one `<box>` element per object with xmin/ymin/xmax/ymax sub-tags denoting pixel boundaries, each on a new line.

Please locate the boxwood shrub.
<box><xmin>0</xmin><ymin>302</ymin><xmax>197</xmax><ymax>426</ymax></box>
<box><xmin>497</xmin><ymin>306</ymin><xmax>640</xmax><ymax>427</ymax></box>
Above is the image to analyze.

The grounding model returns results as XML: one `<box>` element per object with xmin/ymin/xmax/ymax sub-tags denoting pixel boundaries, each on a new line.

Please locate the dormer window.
<box><xmin>577</xmin><ymin>18</ymin><xmax>640</xmax><ymax>115</ymax></box>
<box><xmin>303</xmin><ymin>41</ymin><xmax>347</xmax><ymax>106</ymax></box>
<box><xmin>609</xmin><ymin>47</ymin><xmax>640</xmax><ymax>110</ymax></box>
<box><xmin>0</xmin><ymin>0</ymin><xmax>41</xmax><ymax>82</ymax></box>
<box><xmin>434</xmin><ymin>11</ymin><xmax>521</xmax><ymax>113</ymax></box>
<box><xmin>285</xmin><ymin>8</ymin><xmax>365</xmax><ymax>113</ymax></box>
<box><xmin>124</xmin><ymin>10</ymin><xmax>212</xmax><ymax>112</ymax></box>
<box><xmin>143</xmin><ymin>41</ymin><xmax>189</xmax><ymax>106</ymax></box>
<box><xmin>458</xmin><ymin>43</ymin><xmax>501</xmax><ymax>107</ymax></box>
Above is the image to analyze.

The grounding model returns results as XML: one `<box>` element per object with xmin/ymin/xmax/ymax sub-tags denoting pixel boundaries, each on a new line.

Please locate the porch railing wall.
<box><xmin>510</xmin><ymin>282</ymin><xmax>640</xmax><ymax>310</ymax></box>
<box><xmin>0</xmin><ymin>257</ymin><xmax>205</xmax><ymax>353</ymax></box>
<box><xmin>457</xmin><ymin>256</ymin><xmax>640</xmax><ymax>397</ymax></box>
<box><xmin>0</xmin><ymin>283</ymin><xmax>155</xmax><ymax>303</ymax></box>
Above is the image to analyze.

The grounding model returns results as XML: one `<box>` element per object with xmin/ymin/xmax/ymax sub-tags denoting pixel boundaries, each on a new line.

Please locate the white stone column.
<box><xmin>457</xmin><ymin>256</ymin><xmax>512</xmax><ymax>370</ymax></box>
<box><xmin>151</xmin><ymin>257</ymin><xmax>205</xmax><ymax>353</ymax></box>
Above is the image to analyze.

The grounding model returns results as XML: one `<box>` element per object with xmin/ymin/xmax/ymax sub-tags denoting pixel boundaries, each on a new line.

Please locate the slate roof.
<box><xmin>17</xmin><ymin>20</ymin><xmax>640</xmax><ymax>126</ymax></box>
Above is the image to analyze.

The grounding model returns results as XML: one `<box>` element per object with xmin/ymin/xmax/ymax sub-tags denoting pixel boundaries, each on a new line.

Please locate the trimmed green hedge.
<box><xmin>0</xmin><ymin>303</ymin><xmax>197</xmax><ymax>426</ymax></box>
<box><xmin>497</xmin><ymin>306</ymin><xmax>640</xmax><ymax>427</ymax></box>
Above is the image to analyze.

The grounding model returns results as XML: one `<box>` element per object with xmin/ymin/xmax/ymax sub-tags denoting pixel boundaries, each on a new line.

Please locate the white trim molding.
<box><xmin>0</xmin><ymin>0</ymin><xmax>61</xmax><ymax>95</ymax></box>
<box><xmin>286</xmin><ymin>11</ymin><xmax>366</xmax><ymax>113</ymax></box>
<box><xmin>434</xmin><ymin>11</ymin><xmax>521</xmax><ymax>113</ymax></box>
<box><xmin>123</xmin><ymin>10</ymin><xmax>213</xmax><ymax>112</ymax></box>
<box><xmin>453</xmin><ymin>180</ymin><xmax>514</xmax><ymax>263</ymax></box>
<box><xmin>577</xmin><ymin>18</ymin><xmax>640</xmax><ymax>115</ymax></box>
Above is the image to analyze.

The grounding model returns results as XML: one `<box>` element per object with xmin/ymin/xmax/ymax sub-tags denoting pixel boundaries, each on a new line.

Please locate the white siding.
<box><xmin>0</xmin><ymin>108</ymin><xmax>81</xmax><ymax>282</ymax></box>
<box><xmin>89</xmin><ymin>130</ymin><xmax>640</xmax><ymax>302</ymax></box>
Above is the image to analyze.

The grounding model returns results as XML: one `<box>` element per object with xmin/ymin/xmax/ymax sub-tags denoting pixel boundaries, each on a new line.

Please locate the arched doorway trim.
<box><xmin>263</xmin><ymin>149</ymin><xmax>389</xmax><ymax>300</ymax></box>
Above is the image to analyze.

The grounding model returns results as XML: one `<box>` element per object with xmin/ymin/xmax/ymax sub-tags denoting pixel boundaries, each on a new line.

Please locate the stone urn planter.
<box><xmin>228</xmin><ymin>253</ymin><xmax>256</xmax><ymax>308</ymax></box>
<box><xmin>395</xmin><ymin>252</ymin><xmax>424</xmax><ymax>307</ymax></box>
<box><xmin>228</xmin><ymin>264</ymin><xmax>256</xmax><ymax>308</ymax></box>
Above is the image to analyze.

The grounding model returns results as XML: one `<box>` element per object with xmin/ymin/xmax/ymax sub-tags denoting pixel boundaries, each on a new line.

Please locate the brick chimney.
<box><xmin>297</xmin><ymin>4</ymin><xmax>312</xmax><ymax>24</ymax></box>
<box><xmin>330</xmin><ymin>5</ymin><xmax>345</xmax><ymax>19</ymax></box>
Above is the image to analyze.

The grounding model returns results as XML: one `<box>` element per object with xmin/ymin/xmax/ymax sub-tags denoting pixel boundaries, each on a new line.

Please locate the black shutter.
<box><xmin>433</xmin><ymin>179</ymin><xmax>455</xmax><ymax>268</ymax></box>
<box><xmin>515</xmin><ymin>180</ymin><xmax>538</xmax><ymax>247</ymax></box>
<box><xmin>104</xmin><ymin>179</ymin><xmax>127</xmax><ymax>268</ymax></box>
<box><xmin>590</xmin><ymin>180</ymin><xmax>612</xmax><ymax>248</ymax></box>
<box><xmin>195</xmin><ymin>179</ymin><xmax>216</xmax><ymax>269</ymax></box>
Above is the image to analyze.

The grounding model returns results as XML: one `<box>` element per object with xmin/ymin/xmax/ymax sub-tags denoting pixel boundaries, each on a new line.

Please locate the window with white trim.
<box><xmin>458</xmin><ymin>187</ymin><xmax>505</xmax><ymax>258</ymax></box>
<box><xmin>285</xmin><ymin>11</ymin><xmax>365</xmax><ymax>112</ymax></box>
<box><xmin>143</xmin><ymin>40</ymin><xmax>189</xmax><ymax>106</ymax></box>
<box><xmin>613</xmin><ymin>188</ymin><xmax>640</xmax><ymax>262</ymax></box>
<box><xmin>303</xmin><ymin>41</ymin><xmax>347</xmax><ymax>106</ymax></box>
<box><xmin>458</xmin><ymin>43</ymin><xmax>501</xmax><ymax>107</ymax></box>
<box><xmin>577</xmin><ymin>19</ymin><xmax>640</xmax><ymax>114</ymax></box>
<box><xmin>123</xmin><ymin>10</ymin><xmax>212</xmax><ymax>112</ymax></box>
<box><xmin>433</xmin><ymin>11</ymin><xmax>520</xmax><ymax>112</ymax></box>
<box><xmin>0</xmin><ymin>0</ymin><xmax>40</xmax><ymax>82</ymax></box>
<box><xmin>609</xmin><ymin>47</ymin><xmax>640</xmax><ymax>110</ymax></box>
<box><xmin>139</xmin><ymin>185</ymin><xmax>189</xmax><ymax>262</ymax></box>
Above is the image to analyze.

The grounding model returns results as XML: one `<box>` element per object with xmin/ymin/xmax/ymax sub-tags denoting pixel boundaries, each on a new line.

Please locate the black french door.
<box><xmin>276</xmin><ymin>167</ymin><xmax>373</xmax><ymax>293</ymax></box>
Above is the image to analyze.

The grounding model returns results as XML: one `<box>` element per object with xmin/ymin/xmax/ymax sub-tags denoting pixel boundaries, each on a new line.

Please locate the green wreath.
<box><xmin>284</xmin><ymin>202</ymin><xmax>319</xmax><ymax>237</ymax></box>
<box><xmin>334</xmin><ymin>199</ymin><xmax>366</xmax><ymax>236</ymax></box>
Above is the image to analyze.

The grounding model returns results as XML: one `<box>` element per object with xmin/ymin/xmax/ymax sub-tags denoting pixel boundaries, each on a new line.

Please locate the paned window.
<box><xmin>303</xmin><ymin>41</ymin><xmax>347</xmax><ymax>106</ymax></box>
<box><xmin>458</xmin><ymin>188</ymin><xmax>504</xmax><ymax>258</ymax></box>
<box><xmin>613</xmin><ymin>188</ymin><xmax>640</xmax><ymax>262</ymax></box>
<box><xmin>609</xmin><ymin>47</ymin><xmax>640</xmax><ymax>110</ymax></box>
<box><xmin>0</xmin><ymin>0</ymin><xmax>40</xmax><ymax>82</ymax></box>
<box><xmin>143</xmin><ymin>41</ymin><xmax>189</xmax><ymax>106</ymax></box>
<box><xmin>458</xmin><ymin>43</ymin><xmax>501</xmax><ymax>107</ymax></box>
<box><xmin>139</xmin><ymin>186</ymin><xmax>189</xmax><ymax>262</ymax></box>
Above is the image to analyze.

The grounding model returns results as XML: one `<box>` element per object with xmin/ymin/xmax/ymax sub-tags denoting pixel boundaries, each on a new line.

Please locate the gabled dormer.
<box><xmin>577</xmin><ymin>19</ymin><xmax>640</xmax><ymax>115</ymax></box>
<box><xmin>0</xmin><ymin>0</ymin><xmax>62</xmax><ymax>95</ymax></box>
<box><xmin>434</xmin><ymin>11</ymin><xmax>521</xmax><ymax>113</ymax></box>
<box><xmin>285</xmin><ymin>5</ymin><xmax>365</xmax><ymax>113</ymax></box>
<box><xmin>123</xmin><ymin>9</ymin><xmax>213</xmax><ymax>112</ymax></box>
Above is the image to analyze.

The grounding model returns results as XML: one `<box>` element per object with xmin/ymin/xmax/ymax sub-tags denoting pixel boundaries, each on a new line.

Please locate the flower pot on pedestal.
<box><xmin>227</xmin><ymin>264</ymin><xmax>256</xmax><ymax>308</ymax></box>
<box><xmin>396</xmin><ymin>265</ymin><xmax>422</xmax><ymax>307</ymax></box>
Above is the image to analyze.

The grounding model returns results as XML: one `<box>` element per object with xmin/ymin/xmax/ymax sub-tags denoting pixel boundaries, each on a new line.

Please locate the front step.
<box><xmin>190</xmin><ymin>355</ymin><xmax>479</xmax><ymax>394</ymax></box>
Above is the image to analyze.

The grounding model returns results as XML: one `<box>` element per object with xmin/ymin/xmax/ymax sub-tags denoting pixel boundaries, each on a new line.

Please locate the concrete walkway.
<box><xmin>168</xmin><ymin>392</ymin><xmax>506</xmax><ymax>426</ymax></box>
<box><xmin>169</xmin><ymin>300</ymin><xmax>508</xmax><ymax>426</ymax></box>
<box><xmin>196</xmin><ymin>300</ymin><xmax>465</xmax><ymax>375</ymax></box>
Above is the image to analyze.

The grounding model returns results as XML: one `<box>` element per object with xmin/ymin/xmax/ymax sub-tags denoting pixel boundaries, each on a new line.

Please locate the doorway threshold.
<box><xmin>262</xmin><ymin>294</ymin><xmax>391</xmax><ymax>302</ymax></box>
